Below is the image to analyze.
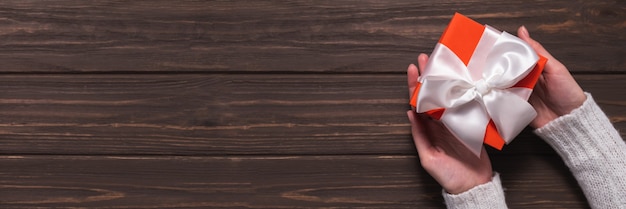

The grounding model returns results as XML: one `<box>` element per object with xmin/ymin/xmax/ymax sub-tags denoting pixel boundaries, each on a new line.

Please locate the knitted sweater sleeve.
<box><xmin>534</xmin><ymin>93</ymin><xmax>626</xmax><ymax>208</ymax></box>
<box><xmin>442</xmin><ymin>173</ymin><xmax>508</xmax><ymax>209</ymax></box>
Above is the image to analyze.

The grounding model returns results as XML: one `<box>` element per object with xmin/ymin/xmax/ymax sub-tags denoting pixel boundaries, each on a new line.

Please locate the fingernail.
<box><xmin>520</xmin><ymin>25</ymin><xmax>530</xmax><ymax>38</ymax></box>
<box><xmin>406</xmin><ymin>110</ymin><xmax>416</xmax><ymax>122</ymax></box>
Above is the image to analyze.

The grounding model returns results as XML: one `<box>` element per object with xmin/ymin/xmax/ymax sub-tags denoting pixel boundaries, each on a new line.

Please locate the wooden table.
<box><xmin>1</xmin><ymin>1</ymin><xmax>624</xmax><ymax>208</ymax></box>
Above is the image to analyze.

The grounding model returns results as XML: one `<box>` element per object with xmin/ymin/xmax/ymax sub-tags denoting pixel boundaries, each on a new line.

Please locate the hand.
<box><xmin>517</xmin><ymin>26</ymin><xmax>587</xmax><ymax>128</ymax></box>
<box><xmin>407</xmin><ymin>54</ymin><xmax>493</xmax><ymax>194</ymax></box>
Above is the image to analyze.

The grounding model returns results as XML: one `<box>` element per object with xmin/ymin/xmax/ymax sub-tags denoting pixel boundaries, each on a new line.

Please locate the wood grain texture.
<box><xmin>0</xmin><ymin>74</ymin><xmax>623</xmax><ymax>156</ymax></box>
<box><xmin>0</xmin><ymin>0</ymin><xmax>622</xmax><ymax>73</ymax></box>
<box><xmin>0</xmin><ymin>1</ymin><xmax>623</xmax><ymax>208</ymax></box>
<box><xmin>0</xmin><ymin>155</ymin><xmax>588</xmax><ymax>209</ymax></box>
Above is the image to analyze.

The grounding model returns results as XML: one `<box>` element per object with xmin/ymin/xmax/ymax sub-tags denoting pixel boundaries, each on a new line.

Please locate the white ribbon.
<box><xmin>416</xmin><ymin>26</ymin><xmax>539</xmax><ymax>156</ymax></box>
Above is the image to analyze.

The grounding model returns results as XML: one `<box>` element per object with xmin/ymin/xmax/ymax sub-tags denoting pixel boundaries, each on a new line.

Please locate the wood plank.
<box><xmin>0</xmin><ymin>155</ymin><xmax>588</xmax><ymax>208</ymax></box>
<box><xmin>0</xmin><ymin>74</ymin><xmax>623</xmax><ymax>155</ymax></box>
<box><xmin>0</xmin><ymin>0</ymin><xmax>622</xmax><ymax>73</ymax></box>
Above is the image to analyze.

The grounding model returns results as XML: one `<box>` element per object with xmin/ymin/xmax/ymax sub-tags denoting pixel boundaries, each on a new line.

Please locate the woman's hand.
<box><xmin>407</xmin><ymin>54</ymin><xmax>493</xmax><ymax>194</ymax></box>
<box><xmin>517</xmin><ymin>26</ymin><xmax>586</xmax><ymax>128</ymax></box>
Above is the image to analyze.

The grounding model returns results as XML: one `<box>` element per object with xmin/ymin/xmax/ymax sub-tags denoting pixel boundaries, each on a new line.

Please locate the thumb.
<box><xmin>517</xmin><ymin>26</ymin><xmax>555</xmax><ymax>61</ymax></box>
<box><xmin>517</xmin><ymin>26</ymin><xmax>566</xmax><ymax>75</ymax></box>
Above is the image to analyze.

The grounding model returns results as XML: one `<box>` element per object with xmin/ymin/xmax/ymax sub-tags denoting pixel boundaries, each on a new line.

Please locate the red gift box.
<box><xmin>410</xmin><ymin>13</ymin><xmax>547</xmax><ymax>155</ymax></box>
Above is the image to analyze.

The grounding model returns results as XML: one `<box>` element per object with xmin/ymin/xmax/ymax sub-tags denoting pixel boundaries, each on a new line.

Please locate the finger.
<box><xmin>517</xmin><ymin>26</ymin><xmax>566</xmax><ymax>75</ymax></box>
<box><xmin>407</xmin><ymin>64</ymin><xmax>419</xmax><ymax>98</ymax></box>
<box><xmin>407</xmin><ymin>110</ymin><xmax>433</xmax><ymax>156</ymax></box>
<box><xmin>417</xmin><ymin>53</ymin><xmax>429</xmax><ymax>75</ymax></box>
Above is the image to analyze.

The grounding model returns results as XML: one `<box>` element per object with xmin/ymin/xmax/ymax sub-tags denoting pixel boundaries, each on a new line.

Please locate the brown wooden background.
<box><xmin>0</xmin><ymin>1</ymin><xmax>624</xmax><ymax>208</ymax></box>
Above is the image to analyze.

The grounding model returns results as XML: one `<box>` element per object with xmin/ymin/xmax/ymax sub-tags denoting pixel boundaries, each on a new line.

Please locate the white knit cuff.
<box><xmin>534</xmin><ymin>93</ymin><xmax>626</xmax><ymax>208</ymax></box>
<box><xmin>533</xmin><ymin>93</ymin><xmax>624</xmax><ymax>167</ymax></box>
<box><xmin>442</xmin><ymin>173</ymin><xmax>507</xmax><ymax>209</ymax></box>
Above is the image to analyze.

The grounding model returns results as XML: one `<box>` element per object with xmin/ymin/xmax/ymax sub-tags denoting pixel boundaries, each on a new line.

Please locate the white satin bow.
<box><xmin>415</xmin><ymin>26</ymin><xmax>539</xmax><ymax>156</ymax></box>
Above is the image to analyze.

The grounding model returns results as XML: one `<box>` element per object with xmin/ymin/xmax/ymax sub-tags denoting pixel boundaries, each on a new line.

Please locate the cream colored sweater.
<box><xmin>442</xmin><ymin>93</ymin><xmax>626</xmax><ymax>209</ymax></box>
